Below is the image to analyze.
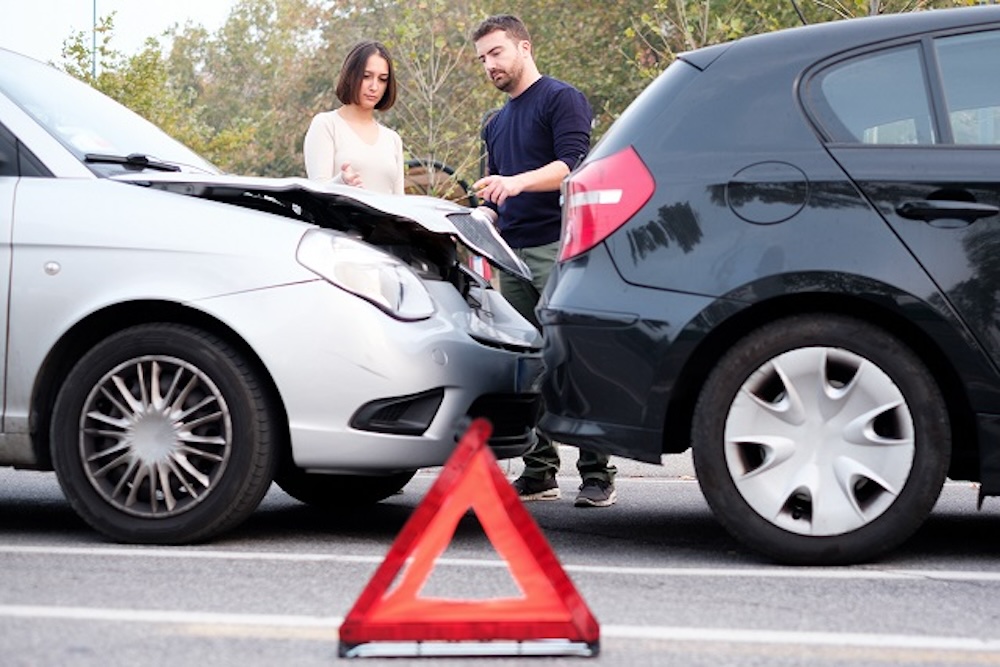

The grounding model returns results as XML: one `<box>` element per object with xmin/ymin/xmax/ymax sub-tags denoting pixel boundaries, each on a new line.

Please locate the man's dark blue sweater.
<box><xmin>482</xmin><ymin>76</ymin><xmax>592</xmax><ymax>249</ymax></box>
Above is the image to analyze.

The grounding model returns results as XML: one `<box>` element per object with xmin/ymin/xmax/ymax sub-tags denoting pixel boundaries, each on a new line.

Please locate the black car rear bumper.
<box><xmin>536</xmin><ymin>246</ymin><xmax>715</xmax><ymax>464</ymax></box>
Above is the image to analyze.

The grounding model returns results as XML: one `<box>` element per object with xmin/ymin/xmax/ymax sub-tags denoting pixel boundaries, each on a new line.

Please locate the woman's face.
<box><xmin>357</xmin><ymin>53</ymin><xmax>390</xmax><ymax>110</ymax></box>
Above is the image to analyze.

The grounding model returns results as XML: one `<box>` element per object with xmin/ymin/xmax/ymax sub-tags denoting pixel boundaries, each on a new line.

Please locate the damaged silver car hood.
<box><xmin>112</xmin><ymin>172</ymin><xmax>532</xmax><ymax>282</ymax></box>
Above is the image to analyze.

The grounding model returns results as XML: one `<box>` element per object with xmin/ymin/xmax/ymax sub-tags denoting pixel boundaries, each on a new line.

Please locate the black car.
<box><xmin>538</xmin><ymin>6</ymin><xmax>1000</xmax><ymax>565</ymax></box>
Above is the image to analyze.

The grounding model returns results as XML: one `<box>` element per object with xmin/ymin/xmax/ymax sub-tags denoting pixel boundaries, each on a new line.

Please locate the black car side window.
<box><xmin>808</xmin><ymin>44</ymin><xmax>934</xmax><ymax>145</ymax></box>
<box><xmin>935</xmin><ymin>30</ymin><xmax>1000</xmax><ymax>146</ymax></box>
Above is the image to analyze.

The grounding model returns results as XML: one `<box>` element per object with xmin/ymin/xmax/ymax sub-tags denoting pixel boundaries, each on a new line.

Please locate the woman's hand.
<box><xmin>340</xmin><ymin>162</ymin><xmax>363</xmax><ymax>188</ymax></box>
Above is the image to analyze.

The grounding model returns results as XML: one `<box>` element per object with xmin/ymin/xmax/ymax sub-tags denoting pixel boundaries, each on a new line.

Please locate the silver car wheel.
<box><xmin>724</xmin><ymin>346</ymin><xmax>914</xmax><ymax>537</ymax></box>
<box><xmin>79</xmin><ymin>355</ymin><xmax>233</xmax><ymax>518</ymax></box>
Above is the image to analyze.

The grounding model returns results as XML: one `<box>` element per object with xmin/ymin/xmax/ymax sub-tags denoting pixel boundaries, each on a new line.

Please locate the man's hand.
<box><xmin>472</xmin><ymin>160</ymin><xmax>570</xmax><ymax>205</ymax></box>
<box><xmin>473</xmin><ymin>174</ymin><xmax>525</xmax><ymax>206</ymax></box>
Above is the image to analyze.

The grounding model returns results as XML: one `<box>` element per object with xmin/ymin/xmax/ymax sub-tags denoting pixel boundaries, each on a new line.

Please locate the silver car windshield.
<box><xmin>0</xmin><ymin>48</ymin><xmax>217</xmax><ymax>176</ymax></box>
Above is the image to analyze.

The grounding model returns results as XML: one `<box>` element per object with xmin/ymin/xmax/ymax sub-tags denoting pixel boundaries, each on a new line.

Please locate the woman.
<box><xmin>303</xmin><ymin>40</ymin><xmax>405</xmax><ymax>195</ymax></box>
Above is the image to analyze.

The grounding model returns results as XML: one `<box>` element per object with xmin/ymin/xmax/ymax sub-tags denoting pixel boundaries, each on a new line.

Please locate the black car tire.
<box><xmin>692</xmin><ymin>313</ymin><xmax>950</xmax><ymax>565</ymax></box>
<box><xmin>50</xmin><ymin>323</ymin><xmax>277</xmax><ymax>544</ymax></box>
<box><xmin>275</xmin><ymin>468</ymin><xmax>416</xmax><ymax>508</ymax></box>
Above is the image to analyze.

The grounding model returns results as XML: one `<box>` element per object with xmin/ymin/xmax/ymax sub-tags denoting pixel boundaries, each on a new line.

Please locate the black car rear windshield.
<box><xmin>588</xmin><ymin>59</ymin><xmax>701</xmax><ymax>161</ymax></box>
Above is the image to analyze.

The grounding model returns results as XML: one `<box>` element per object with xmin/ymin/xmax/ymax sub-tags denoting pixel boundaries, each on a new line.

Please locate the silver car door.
<box><xmin>0</xmin><ymin>125</ymin><xmax>15</xmax><ymax>431</ymax></box>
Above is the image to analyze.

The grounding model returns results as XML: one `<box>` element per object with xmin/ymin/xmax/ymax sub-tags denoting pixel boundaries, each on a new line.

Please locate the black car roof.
<box><xmin>680</xmin><ymin>5</ymin><xmax>1000</xmax><ymax>68</ymax></box>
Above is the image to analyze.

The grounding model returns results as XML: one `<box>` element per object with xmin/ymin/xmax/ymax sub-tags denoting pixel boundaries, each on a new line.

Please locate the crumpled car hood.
<box><xmin>112</xmin><ymin>172</ymin><xmax>531</xmax><ymax>281</ymax></box>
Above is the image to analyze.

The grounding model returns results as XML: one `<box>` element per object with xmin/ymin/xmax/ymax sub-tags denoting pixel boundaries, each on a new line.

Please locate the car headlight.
<box><xmin>296</xmin><ymin>229</ymin><xmax>435</xmax><ymax>321</ymax></box>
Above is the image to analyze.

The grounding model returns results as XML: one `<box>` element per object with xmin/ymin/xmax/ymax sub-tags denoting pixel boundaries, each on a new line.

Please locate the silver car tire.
<box><xmin>692</xmin><ymin>314</ymin><xmax>950</xmax><ymax>565</ymax></box>
<box><xmin>51</xmin><ymin>323</ymin><xmax>278</xmax><ymax>544</ymax></box>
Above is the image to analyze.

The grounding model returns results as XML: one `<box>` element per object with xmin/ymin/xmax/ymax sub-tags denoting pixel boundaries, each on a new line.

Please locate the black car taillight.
<box><xmin>559</xmin><ymin>146</ymin><xmax>654</xmax><ymax>262</ymax></box>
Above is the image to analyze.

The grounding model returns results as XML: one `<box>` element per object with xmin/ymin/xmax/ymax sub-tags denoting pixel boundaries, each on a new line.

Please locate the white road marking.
<box><xmin>601</xmin><ymin>625</ymin><xmax>1000</xmax><ymax>652</ymax></box>
<box><xmin>5</xmin><ymin>544</ymin><xmax>1000</xmax><ymax>653</ymax></box>
<box><xmin>2</xmin><ymin>604</ymin><xmax>1000</xmax><ymax>653</ymax></box>
<box><xmin>0</xmin><ymin>605</ymin><xmax>339</xmax><ymax>627</ymax></box>
<box><xmin>2</xmin><ymin>544</ymin><xmax>1000</xmax><ymax>582</ymax></box>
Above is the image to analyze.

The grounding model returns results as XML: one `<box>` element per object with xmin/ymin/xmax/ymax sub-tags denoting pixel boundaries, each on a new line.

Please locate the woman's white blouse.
<box><xmin>303</xmin><ymin>109</ymin><xmax>405</xmax><ymax>195</ymax></box>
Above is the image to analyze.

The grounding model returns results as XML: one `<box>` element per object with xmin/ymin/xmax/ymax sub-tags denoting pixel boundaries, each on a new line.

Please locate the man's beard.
<box><xmin>491</xmin><ymin>61</ymin><xmax>522</xmax><ymax>92</ymax></box>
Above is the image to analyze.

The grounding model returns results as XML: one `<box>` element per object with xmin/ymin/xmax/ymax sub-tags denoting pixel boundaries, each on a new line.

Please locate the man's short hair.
<box><xmin>472</xmin><ymin>14</ymin><xmax>531</xmax><ymax>44</ymax></box>
<box><xmin>335</xmin><ymin>40</ymin><xmax>397</xmax><ymax>111</ymax></box>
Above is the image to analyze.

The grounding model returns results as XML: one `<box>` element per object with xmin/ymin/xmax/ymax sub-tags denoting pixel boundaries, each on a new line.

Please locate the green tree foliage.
<box><xmin>61</xmin><ymin>15</ymin><xmax>190</xmax><ymax>131</ymax></box>
<box><xmin>458</xmin><ymin>0</ymin><xmax>651</xmax><ymax>141</ymax></box>
<box><xmin>378</xmin><ymin>0</ymin><xmax>651</xmax><ymax>187</ymax></box>
<box><xmin>165</xmin><ymin>0</ymin><xmax>327</xmax><ymax>175</ymax></box>
<box><xmin>59</xmin><ymin>14</ymin><xmax>253</xmax><ymax>169</ymax></box>
<box><xmin>58</xmin><ymin>0</ymin><xmax>649</xmax><ymax>186</ymax></box>
<box><xmin>294</xmin><ymin>0</ymin><xmax>492</xmax><ymax>198</ymax></box>
<box><xmin>382</xmin><ymin>0</ymin><xmax>489</xmax><ymax>192</ymax></box>
<box><xmin>626</xmin><ymin>0</ymin><xmax>977</xmax><ymax>81</ymax></box>
<box><xmin>813</xmin><ymin>0</ymin><xmax>962</xmax><ymax>19</ymax></box>
<box><xmin>626</xmin><ymin>0</ymin><xmax>789</xmax><ymax>80</ymax></box>
<box><xmin>57</xmin><ymin>0</ymin><xmax>977</xmax><ymax>186</ymax></box>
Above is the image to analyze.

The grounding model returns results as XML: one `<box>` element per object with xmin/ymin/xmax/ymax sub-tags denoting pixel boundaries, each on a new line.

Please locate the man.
<box><xmin>471</xmin><ymin>14</ymin><xmax>617</xmax><ymax>508</ymax></box>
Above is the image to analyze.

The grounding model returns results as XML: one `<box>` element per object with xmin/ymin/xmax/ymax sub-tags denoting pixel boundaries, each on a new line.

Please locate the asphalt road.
<box><xmin>3</xmin><ymin>449</ymin><xmax>1000</xmax><ymax>666</ymax></box>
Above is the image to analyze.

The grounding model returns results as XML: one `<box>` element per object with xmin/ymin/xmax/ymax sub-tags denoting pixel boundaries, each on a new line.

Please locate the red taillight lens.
<box><xmin>559</xmin><ymin>145</ymin><xmax>654</xmax><ymax>262</ymax></box>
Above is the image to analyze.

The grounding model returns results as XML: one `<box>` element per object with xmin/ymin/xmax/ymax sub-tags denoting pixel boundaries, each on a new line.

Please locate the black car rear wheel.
<box><xmin>692</xmin><ymin>314</ymin><xmax>950</xmax><ymax>565</ymax></box>
<box><xmin>50</xmin><ymin>324</ymin><xmax>278</xmax><ymax>544</ymax></box>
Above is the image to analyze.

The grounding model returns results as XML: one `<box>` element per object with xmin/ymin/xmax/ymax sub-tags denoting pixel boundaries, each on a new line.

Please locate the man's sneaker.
<box><xmin>512</xmin><ymin>475</ymin><xmax>560</xmax><ymax>501</ymax></box>
<box><xmin>574</xmin><ymin>478</ymin><xmax>617</xmax><ymax>507</ymax></box>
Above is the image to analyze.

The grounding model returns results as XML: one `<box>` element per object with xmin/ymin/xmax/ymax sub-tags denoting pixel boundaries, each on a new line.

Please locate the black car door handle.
<box><xmin>896</xmin><ymin>200</ymin><xmax>999</xmax><ymax>222</ymax></box>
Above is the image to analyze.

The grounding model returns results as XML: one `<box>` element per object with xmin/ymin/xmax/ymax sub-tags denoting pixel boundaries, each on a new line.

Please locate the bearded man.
<box><xmin>471</xmin><ymin>14</ymin><xmax>617</xmax><ymax>508</ymax></box>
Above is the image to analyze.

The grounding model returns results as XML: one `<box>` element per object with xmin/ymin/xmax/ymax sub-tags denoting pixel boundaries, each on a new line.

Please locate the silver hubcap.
<box><xmin>724</xmin><ymin>347</ymin><xmax>914</xmax><ymax>536</ymax></box>
<box><xmin>79</xmin><ymin>356</ymin><xmax>232</xmax><ymax>518</ymax></box>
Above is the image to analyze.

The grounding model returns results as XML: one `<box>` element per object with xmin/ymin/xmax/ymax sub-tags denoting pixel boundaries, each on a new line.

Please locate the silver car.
<box><xmin>0</xmin><ymin>48</ymin><xmax>542</xmax><ymax>544</ymax></box>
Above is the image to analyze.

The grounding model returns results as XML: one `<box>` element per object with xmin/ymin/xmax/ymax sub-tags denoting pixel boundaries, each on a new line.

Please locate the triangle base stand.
<box><xmin>341</xmin><ymin>639</ymin><xmax>599</xmax><ymax>658</ymax></box>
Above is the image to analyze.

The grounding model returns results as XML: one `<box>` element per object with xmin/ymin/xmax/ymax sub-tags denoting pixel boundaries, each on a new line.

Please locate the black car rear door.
<box><xmin>809</xmin><ymin>29</ymin><xmax>1000</xmax><ymax>365</ymax></box>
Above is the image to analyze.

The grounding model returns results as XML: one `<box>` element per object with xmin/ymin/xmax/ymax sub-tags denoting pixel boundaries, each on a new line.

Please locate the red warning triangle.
<box><xmin>337</xmin><ymin>418</ymin><xmax>599</xmax><ymax>654</ymax></box>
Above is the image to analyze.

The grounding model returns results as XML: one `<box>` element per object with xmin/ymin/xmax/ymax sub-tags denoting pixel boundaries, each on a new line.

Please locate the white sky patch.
<box><xmin>0</xmin><ymin>0</ymin><xmax>238</xmax><ymax>65</ymax></box>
